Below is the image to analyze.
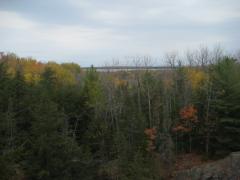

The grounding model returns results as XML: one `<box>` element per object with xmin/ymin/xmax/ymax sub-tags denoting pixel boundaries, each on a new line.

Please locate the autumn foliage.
<box><xmin>179</xmin><ymin>105</ymin><xmax>198</xmax><ymax>123</ymax></box>
<box><xmin>172</xmin><ymin>105</ymin><xmax>198</xmax><ymax>133</ymax></box>
<box><xmin>144</xmin><ymin>127</ymin><xmax>157</xmax><ymax>152</ymax></box>
<box><xmin>187</xmin><ymin>69</ymin><xmax>206</xmax><ymax>90</ymax></box>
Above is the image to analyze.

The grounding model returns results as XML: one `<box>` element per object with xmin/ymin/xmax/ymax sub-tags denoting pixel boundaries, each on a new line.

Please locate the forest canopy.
<box><xmin>0</xmin><ymin>49</ymin><xmax>240</xmax><ymax>180</ymax></box>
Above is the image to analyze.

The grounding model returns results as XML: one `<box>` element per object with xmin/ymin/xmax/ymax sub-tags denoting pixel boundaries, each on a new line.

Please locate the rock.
<box><xmin>173</xmin><ymin>152</ymin><xmax>240</xmax><ymax>180</ymax></box>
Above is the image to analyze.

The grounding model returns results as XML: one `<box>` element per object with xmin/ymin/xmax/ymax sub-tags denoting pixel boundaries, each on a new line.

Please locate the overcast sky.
<box><xmin>0</xmin><ymin>0</ymin><xmax>239</xmax><ymax>66</ymax></box>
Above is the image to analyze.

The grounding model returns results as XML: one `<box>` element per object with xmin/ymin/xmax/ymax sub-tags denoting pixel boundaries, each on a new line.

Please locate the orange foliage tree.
<box><xmin>173</xmin><ymin>105</ymin><xmax>198</xmax><ymax>132</ymax></box>
<box><xmin>172</xmin><ymin>105</ymin><xmax>199</xmax><ymax>152</ymax></box>
<box><xmin>144</xmin><ymin>127</ymin><xmax>157</xmax><ymax>152</ymax></box>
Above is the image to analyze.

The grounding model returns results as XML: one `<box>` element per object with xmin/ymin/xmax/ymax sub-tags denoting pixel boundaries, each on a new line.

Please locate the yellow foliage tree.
<box><xmin>187</xmin><ymin>69</ymin><xmax>207</xmax><ymax>90</ymax></box>
<box><xmin>46</xmin><ymin>62</ymin><xmax>77</xmax><ymax>85</ymax></box>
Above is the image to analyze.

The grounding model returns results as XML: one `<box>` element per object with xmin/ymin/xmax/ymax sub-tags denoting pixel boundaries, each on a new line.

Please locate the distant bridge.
<box><xmin>82</xmin><ymin>66</ymin><xmax>173</xmax><ymax>72</ymax></box>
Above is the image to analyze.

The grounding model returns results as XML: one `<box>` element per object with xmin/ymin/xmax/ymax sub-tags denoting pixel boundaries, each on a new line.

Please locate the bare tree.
<box><xmin>186</xmin><ymin>50</ymin><xmax>196</xmax><ymax>67</ymax></box>
<box><xmin>132</xmin><ymin>56</ymin><xmax>143</xmax><ymax>114</ymax></box>
<box><xmin>143</xmin><ymin>56</ymin><xmax>153</xmax><ymax>127</ymax></box>
<box><xmin>235</xmin><ymin>49</ymin><xmax>240</xmax><ymax>62</ymax></box>
<box><xmin>211</xmin><ymin>44</ymin><xmax>224</xmax><ymax>64</ymax></box>
<box><xmin>195</xmin><ymin>46</ymin><xmax>210</xmax><ymax>67</ymax></box>
<box><xmin>165</xmin><ymin>51</ymin><xmax>178</xmax><ymax>68</ymax></box>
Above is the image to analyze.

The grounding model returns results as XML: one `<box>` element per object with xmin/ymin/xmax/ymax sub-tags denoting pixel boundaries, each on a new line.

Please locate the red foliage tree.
<box><xmin>144</xmin><ymin>127</ymin><xmax>157</xmax><ymax>152</ymax></box>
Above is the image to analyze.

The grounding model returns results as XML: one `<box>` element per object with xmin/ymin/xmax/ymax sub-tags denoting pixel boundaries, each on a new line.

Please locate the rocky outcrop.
<box><xmin>173</xmin><ymin>152</ymin><xmax>240</xmax><ymax>180</ymax></box>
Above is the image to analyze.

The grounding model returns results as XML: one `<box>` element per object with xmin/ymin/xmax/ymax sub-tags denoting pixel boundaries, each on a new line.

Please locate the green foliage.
<box><xmin>208</xmin><ymin>57</ymin><xmax>240</xmax><ymax>155</ymax></box>
<box><xmin>212</xmin><ymin>57</ymin><xmax>240</xmax><ymax>117</ymax></box>
<box><xmin>0</xmin><ymin>53</ymin><xmax>240</xmax><ymax>179</ymax></box>
<box><xmin>82</xmin><ymin>66</ymin><xmax>103</xmax><ymax>107</ymax></box>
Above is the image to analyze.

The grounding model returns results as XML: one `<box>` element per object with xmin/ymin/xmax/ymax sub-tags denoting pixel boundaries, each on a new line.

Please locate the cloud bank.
<box><xmin>0</xmin><ymin>0</ymin><xmax>239</xmax><ymax>66</ymax></box>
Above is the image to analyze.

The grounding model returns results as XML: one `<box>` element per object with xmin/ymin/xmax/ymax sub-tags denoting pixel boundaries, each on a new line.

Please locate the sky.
<box><xmin>0</xmin><ymin>0</ymin><xmax>239</xmax><ymax>66</ymax></box>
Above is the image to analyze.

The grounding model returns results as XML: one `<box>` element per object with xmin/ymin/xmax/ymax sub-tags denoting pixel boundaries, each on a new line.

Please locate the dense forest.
<box><xmin>0</xmin><ymin>48</ymin><xmax>240</xmax><ymax>180</ymax></box>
